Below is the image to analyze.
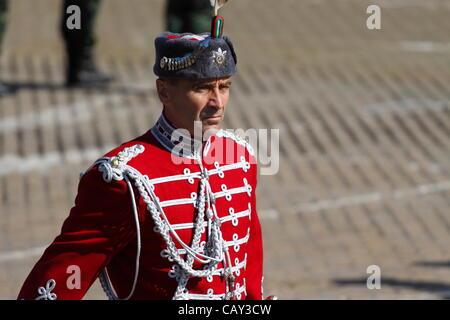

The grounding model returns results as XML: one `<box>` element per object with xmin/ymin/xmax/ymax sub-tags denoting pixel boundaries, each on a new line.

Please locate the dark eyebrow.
<box><xmin>192</xmin><ymin>80</ymin><xmax>210</xmax><ymax>86</ymax></box>
<box><xmin>192</xmin><ymin>82</ymin><xmax>214</xmax><ymax>89</ymax></box>
<box><xmin>192</xmin><ymin>79</ymin><xmax>232</xmax><ymax>88</ymax></box>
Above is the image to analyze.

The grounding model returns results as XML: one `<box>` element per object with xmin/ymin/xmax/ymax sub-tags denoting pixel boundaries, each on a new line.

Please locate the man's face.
<box><xmin>156</xmin><ymin>77</ymin><xmax>232</xmax><ymax>137</ymax></box>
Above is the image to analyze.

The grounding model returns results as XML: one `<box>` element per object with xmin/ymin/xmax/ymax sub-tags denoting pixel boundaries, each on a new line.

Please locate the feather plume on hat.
<box><xmin>210</xmin><ymin>0</ymin><xmax>229</xmax><ymax>38</ymax></box>
<box><xmin>210</xmin><ymin>0</ymin><xmax>229</xmax><ymax>16</ymax></box>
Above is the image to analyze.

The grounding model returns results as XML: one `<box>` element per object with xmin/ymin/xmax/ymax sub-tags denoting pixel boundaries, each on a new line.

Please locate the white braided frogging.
<box><xmin>35</xmin><ymin>279</ymin><xmax>57</xmax><ymax>300</ymax></box>
<box><xmin>95</xmin><ymin>144</ymin><xmax>246</xmax><ymax>300</ymax></box>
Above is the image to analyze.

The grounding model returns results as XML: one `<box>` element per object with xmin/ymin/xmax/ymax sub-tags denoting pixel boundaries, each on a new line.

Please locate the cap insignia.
<box><xmin>212</xmin><ymin>47</ymin><xmax>227</xmax><ymax>65</ymax></box>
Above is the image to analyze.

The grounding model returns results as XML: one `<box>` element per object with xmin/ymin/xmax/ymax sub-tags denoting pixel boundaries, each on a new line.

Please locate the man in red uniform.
<box><xmin>18</xmin><ymin>21</ymin><xmax>264</xmax><ymax>300</ymax></box>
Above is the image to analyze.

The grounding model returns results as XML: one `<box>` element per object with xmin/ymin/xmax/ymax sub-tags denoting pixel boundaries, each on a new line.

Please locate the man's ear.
<box><xmin>156</xmin><ymin>79</ymin><xmax>171</xmax><ymax>105</ymax></box>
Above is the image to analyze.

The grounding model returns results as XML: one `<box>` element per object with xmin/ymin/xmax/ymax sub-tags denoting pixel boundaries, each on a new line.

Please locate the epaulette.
<box><xmin>109</xmin><ymin>144</ymin><xmax>145</xmax><ymax>169</ymax></box>
<box><xmin>81</xmin><ymin>144</ymin><xmax>146</xmax><ymax>183</ymax></box>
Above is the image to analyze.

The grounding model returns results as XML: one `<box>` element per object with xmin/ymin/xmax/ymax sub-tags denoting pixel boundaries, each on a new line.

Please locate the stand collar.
<box><xmin>151</xmin><ymin>113</ymin><xmax>206</xmax><ymax>159</ymax></box>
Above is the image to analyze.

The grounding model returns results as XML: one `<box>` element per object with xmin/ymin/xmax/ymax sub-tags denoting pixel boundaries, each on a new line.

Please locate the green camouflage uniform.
<box><xmin>60</xmin><ymin>0</ymin><xmax>113</xmax><ymax>86</ymax></box>
<box><xmin>0</xmin><ymin>0</ymin><xmax>109</xmax><ymax>88</ymax></box>
<box><xmin>0</xmin><ymin>1</ymin><xmax>101</xmax><ymax>53</ymax></box>
<box><xmin>61</xmin><ymin>0</ymin><xmax>101</xmax><ymax>65</ymax></box>
<box><xmin>166</xmin><ymin>0</ymin><xmax>212</xmax><ymax>34</ymax></box>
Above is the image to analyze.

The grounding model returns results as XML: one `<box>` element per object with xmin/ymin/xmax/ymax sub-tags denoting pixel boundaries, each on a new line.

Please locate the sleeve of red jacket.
<box><xmin>17</xmin><ymin>166</ymin><xmax>137</xmax><ymax>300</ymax></box>
<box><xmin>245</xmin><ymin>164</ymin><xmax>264</xmax><ymax>300</ymax></box>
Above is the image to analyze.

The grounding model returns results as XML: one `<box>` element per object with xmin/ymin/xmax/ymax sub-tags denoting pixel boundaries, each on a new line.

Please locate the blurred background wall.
<box><xmin>0</xmin><ymin>0</ymin><xmax>450</xmax><ymax>299</ymax></box>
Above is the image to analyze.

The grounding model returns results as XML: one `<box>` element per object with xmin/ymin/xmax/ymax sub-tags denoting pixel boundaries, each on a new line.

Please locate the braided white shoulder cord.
<box><xmin>171</xmin><ymin>165</ymin><xmax>231</xmax><ymax>300</ymax></box>
<box><xmin>97</xmin><ymin>174</ymin><xmax>141</xmax><ymax>300</ymax></box>
<box><xmin>172</xmin><ymin>180</ymin><xmax>207</xmax><ymax>300</ymax></box>
<box><xmin>129</xmin><ymin>166</ymin><xmax>223</xmax><ymax>272</ymax></box>
<box><xmin>93</xmin><ymin>144</ymin><xmax>239</xmax><ymax>300</ymax></box>
<box><xmin>95</xmin><ymin>159</ymin><xmax>224</xmax><ymax>299</ymax></box>
<box><xmin>197</xmin><ymin>159</ymin><xmax>238</xmax><ymax>299</ymax></box>
<box><xmin>83</xmin><ymin>145</ymin><xmax>144</xmax><ymax>300</ymax></box>
<box><xmin>128</xmin><ymin>159</ymin><xmax>235</xmax><ymax>300</ymax></box>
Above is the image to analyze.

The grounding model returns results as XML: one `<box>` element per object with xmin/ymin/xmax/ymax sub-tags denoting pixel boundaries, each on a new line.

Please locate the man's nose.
<box><xmin>208</xmin><ymin>87</ymin><xmax>223</xmax><ymax>107</ymax></box>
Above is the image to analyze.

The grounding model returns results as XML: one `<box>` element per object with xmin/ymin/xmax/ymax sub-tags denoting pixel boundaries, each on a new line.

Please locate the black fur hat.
<box><xmin>153</xmin><ymin>32</ymin><xmax>237</xmax><ymax>79</ymax></box>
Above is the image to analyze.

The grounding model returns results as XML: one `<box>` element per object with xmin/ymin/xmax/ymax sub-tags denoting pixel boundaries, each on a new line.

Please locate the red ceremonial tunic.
<box><xmin>17</xmin><ymin>113</ymin><xmax>263</xmax><ymax>300</ymax></box>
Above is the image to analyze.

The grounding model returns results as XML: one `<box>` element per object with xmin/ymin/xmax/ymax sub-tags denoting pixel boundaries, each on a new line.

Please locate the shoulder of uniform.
<box><xmin>81</xmin><ymin>143</ymin><xmax>146</xmax><ymax>183</ymax></box>
<box><xmin>106</xmin><ymin>143</ymin><xmax>146</xmax><ymax>167</ymax></box>
<box><xmin>216</xmin><ymin>129</ymin><xmax>255</xmax><ymax>157</ymax></box>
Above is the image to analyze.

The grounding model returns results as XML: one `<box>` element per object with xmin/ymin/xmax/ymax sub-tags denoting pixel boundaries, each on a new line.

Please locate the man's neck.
<box><xmin>162</xmin><ymin>108</ymin><xmax>209</xmax><ymax>145</ymax></box>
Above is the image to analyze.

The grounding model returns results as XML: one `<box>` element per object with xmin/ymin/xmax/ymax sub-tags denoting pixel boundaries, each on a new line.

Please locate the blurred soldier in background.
<box><xmin>166</xmin><ymin>0</ymin><xmax>212</xmax><ymax>34</ymax></box>
<box><xmin>61</xmin><ymin>0</ymin><xmax>113</xmax><ymax>87</ymax></box>
<box><xmin>0</xmin><ymin>0</ymin><xmax>212</xmax><ymax>93</ymax></box>
<box><xmin>0</xmin><ymin>0</ymin><xmax>113</xmax><ymax>94</ymax></box>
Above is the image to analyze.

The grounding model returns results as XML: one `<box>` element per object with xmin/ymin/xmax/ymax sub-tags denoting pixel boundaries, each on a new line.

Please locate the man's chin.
<box><xmin>202</xmin><ymin>121</ymin><xmax>221</xmax><ymax>136</ymax></box>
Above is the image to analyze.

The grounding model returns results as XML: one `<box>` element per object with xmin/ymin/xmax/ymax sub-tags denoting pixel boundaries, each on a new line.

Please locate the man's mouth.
<box><xmin>202</xmin><ymin>115</ymin><xmax>222</xmax><ymax>120</ymax></box>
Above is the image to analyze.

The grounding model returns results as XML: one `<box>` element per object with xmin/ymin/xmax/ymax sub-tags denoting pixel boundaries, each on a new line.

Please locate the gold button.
<box><xmin>112</xmin><ymin>158</ymin><xmax>120</xmax><ymax>167</ymax></box>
